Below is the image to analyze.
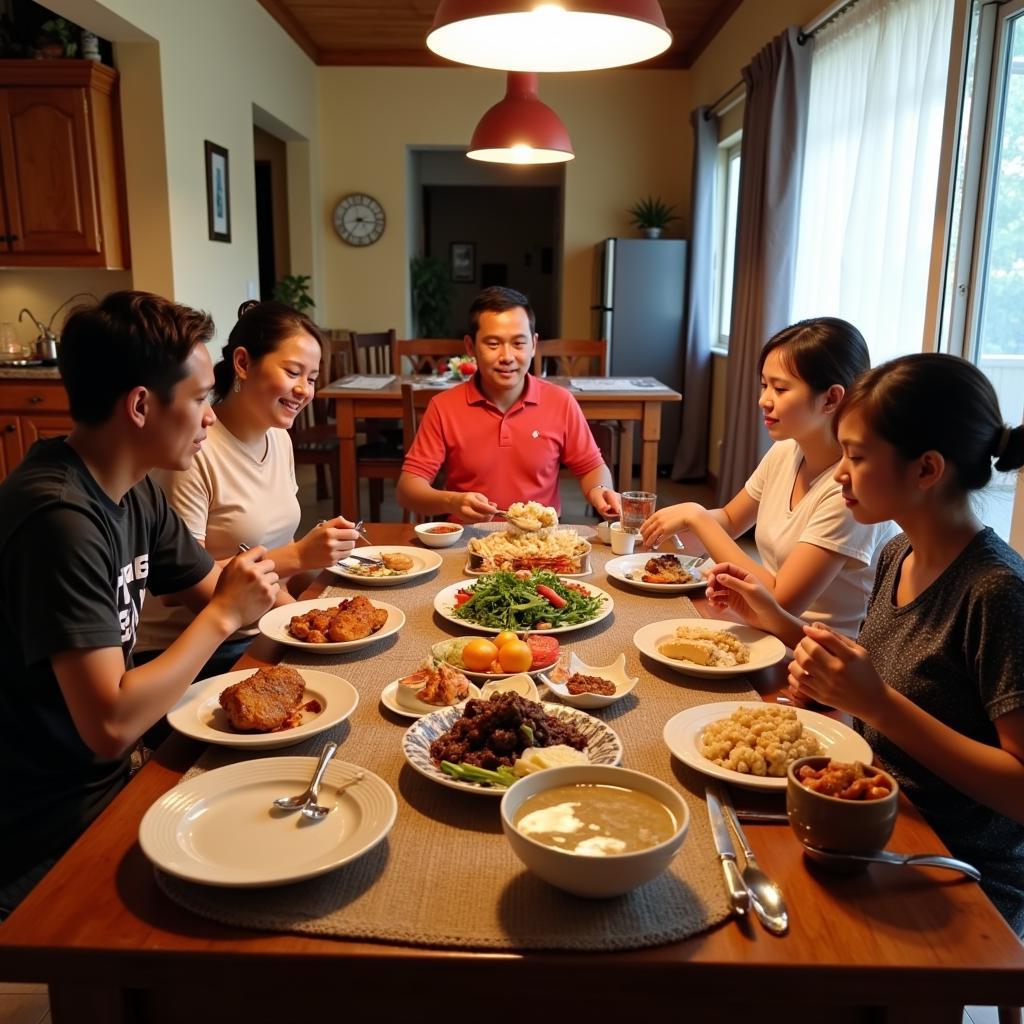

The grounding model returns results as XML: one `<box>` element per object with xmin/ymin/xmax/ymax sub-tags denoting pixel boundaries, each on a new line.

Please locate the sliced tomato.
<box><xmin>535</xmin><ymin>584</ymin><xmax>567</xmax><ymax>609</ymax></box>
<box><xmin>526</xmin><ymin>635</ymin><xmax>560</xmax><ymax>667</ymax></box>
<box><xmin>454</xmin><ymin>589</ymin><xmax>473</xmax><ymax>607</ymax></box>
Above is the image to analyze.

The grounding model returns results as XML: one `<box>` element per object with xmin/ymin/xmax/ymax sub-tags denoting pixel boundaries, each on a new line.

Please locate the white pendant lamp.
<box><xmin>467</xmin><ymin>72</ymin><xmax>574</xmax><ymax>164</ymax></box>
<box><xmin>427</xmin><ymin>1</ymin><xmax>672</xmax><ymax>73</ymax></box>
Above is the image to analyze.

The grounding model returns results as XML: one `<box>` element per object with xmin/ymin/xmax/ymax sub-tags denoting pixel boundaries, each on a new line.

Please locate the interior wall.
<box><xmin>317</xmin><ymin>67</ymin><xmax>688</xmax><ymax>337</ymax></box>
<box><xmin>44</xmin><ymin>0</ymin><xmax>319</xmax><ymax>348</ymax></box>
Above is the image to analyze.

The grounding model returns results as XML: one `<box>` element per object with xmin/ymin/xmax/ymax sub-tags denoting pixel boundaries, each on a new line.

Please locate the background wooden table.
<box><xmin>318</xmin><ymin>376</ymin><xmax>682</xmax><ymax>520</ymax></box>
<box><xmin>0</xmin><ymin>525</ymin><xmax>1021</xmax><ymax>1024</ymax></box>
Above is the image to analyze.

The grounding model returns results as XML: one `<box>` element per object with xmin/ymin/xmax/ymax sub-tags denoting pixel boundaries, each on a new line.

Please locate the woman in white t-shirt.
<box><xmin>136</xmin><ymin>300</ymin><xmax>358</xmax><ymax>677</ymax></box>
<box><xmin>640</xmin><ymin>317</ymin><xmax>895</xmax><ymax>636</ymax></box>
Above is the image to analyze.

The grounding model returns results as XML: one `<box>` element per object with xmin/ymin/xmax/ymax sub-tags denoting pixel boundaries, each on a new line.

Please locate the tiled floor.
<box><xmin>1</xmin><ymin>468</ymin><xmax>1016</xmax><ymax>1024</ymax></box>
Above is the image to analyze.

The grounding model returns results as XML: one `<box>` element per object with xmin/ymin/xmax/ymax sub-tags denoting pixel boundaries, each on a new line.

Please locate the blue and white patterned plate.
<box><xmin>401</xmin><ymin>700</ymin><xmax>623</xmax><ymax>797</ymax></box>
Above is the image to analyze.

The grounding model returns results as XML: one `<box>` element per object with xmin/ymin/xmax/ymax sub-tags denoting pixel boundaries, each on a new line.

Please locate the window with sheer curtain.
<box><xmin>790</xmin><ymin>0</ymin><xmax>956</xmax><ymax>363</ymax></box>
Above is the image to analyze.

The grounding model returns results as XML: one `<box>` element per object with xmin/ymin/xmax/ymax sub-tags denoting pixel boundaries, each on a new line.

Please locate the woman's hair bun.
<box><xmin>994</xmin><ymin>424</ymin><xmax>1024</xmax><ymax>473</ymax></box>
<box><xmin>236</xmin><ymin>299</ymin><xmax>260</xmax><ymax>319</ymax></box>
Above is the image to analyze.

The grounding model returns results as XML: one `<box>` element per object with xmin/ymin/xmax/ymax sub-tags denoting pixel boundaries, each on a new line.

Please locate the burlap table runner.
<box><xmin>157</xmin><ymin>534</ymin><xmax>762</xmax><ymax>950</ymax></box>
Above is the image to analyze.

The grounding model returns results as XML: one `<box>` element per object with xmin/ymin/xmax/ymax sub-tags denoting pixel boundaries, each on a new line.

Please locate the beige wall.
<box><xmin>317</xmin><ymin>67</ymin><xmax>688</xmax><ymax>338</ymax></box>
<box><xmin>35</xmin><ymin>0</ymin><xmax>319</xmax><ymax>349</ymax></box>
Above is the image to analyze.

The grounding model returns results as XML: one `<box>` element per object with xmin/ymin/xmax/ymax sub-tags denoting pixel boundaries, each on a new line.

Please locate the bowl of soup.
<box><xmin>500</xmin><ymin>764</ymin><xmax>689</xmax><ymax>898</ymax></box>
<box><xmin>414</xmin><ymin>522</ymin><xmax>464</xmax><ymax>548</ymax></box>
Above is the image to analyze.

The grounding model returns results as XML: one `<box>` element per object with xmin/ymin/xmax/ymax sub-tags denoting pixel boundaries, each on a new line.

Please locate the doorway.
<box><xmin>253</xmin><ymin>124</ymin><xmax>290</xmax><ymax>300</ymax></box>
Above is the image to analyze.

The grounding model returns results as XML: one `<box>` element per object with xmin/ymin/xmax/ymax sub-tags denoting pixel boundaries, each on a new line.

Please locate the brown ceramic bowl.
<box><xmin>786</xmin><ymin>755</ymin><xmax>899</xmax><ymax>857</ymax></box>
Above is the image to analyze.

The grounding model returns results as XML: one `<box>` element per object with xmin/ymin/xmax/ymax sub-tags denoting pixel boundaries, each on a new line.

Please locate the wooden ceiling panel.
<box><xmin>257</xmin><ymin>0</ymin><xmax>743</xmax><ymax>68</ymax></box>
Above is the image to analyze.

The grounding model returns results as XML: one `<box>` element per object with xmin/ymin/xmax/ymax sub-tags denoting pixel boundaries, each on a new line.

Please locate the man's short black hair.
<box><xmin>58</xmin><ymin>291</ymin><xmax>214</xmax><ymax>426</ymax></box>
<box><xmin>467</xmin><ymin>286</ymin><xmax>536</xmax><ymax>338</ymax></box>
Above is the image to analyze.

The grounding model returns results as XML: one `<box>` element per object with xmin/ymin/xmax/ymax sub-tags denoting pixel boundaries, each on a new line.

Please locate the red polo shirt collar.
<box><xmin>464</xmin><ymin>372</ymin><xmax>540</xmax><ymax>412</ymax></box>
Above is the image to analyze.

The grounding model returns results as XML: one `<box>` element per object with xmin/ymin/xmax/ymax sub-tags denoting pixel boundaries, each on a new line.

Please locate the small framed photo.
<box><xmin>204</xmin><ymin>141</ymin><xmax>231</xmax><ymax>243</ymax></box>
<box><xmin>450</xmin><ymin>242</ymin><xmax>475</xmax><ymax>283</ymax></box>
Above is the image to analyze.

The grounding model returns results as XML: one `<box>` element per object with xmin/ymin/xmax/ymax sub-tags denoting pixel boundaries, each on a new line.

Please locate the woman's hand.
<box><xmin>705</xmin><ymin>562</ymin><xmax>779</xmax><ymax>628</ymax></box>
<box><xmin>788</xmin><ymin>623</ymin><xmax>887</xmax><ymax>722</ymax></box>
<box><xmin>295</xmin><ymin>516</ymin><xmax>358</xmax><ymax>570</ymax></box>
<box><xmin>640</xmin><ymin>502</ymin><xmax>704</xmax><ymax>548</ymax></box>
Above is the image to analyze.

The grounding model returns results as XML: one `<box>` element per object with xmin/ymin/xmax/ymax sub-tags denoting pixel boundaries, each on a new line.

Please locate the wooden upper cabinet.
<box><xmin>0</xmin><ymin>60</ymin><xmax>129</xmax><ymax>269</ymax></box>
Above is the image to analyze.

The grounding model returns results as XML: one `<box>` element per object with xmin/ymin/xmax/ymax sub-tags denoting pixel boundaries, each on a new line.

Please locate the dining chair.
<box><xmin>400</xmin><ymin>382</ymin><xmax>445</xmax><ymax>524</ymax></box>
<box><xmin>289</xmin><ymin>378</ymin><xmax>341</xmax><ymax>516</ymax></box>
<box><xmin>532</xmin><ymin>338</ymin><xmax>631</xmax><ymax>493</ymax></box>
<box><xmin>391</xmin><ymin>338</ymin><xmax>467</xmax><ymax>376</ymax></box>
<box><xmin>351</xmin><ymin>329</ymin><xmax>396</xmax><ymax>375</ymax></box>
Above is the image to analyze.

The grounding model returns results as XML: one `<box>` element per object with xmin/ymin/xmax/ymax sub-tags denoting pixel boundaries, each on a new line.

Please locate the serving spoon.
<box><xmin>803</xmin><ymin>844</ymin><xmax>981</xmax><ymax>880</ymax></box>
<box><xmin>493</xmin><ymin>509</ymin><xmax>545</xmax><ymax>532</ymax></box>
<box><xmin>720</xmin><ymin>788</ymin><xmax>789</xmax><ymax>935</ymax></box>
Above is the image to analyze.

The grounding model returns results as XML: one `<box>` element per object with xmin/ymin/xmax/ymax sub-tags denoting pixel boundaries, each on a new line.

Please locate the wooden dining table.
<box><xmin>0</xmin><ymin>523</ymin><xmax>1022</xmax><ymax>1024</ymax></box>
<box><xmin>317</xmin><ymin>375</ymin><xmax>682</xmax><ymax>520</ymax></box>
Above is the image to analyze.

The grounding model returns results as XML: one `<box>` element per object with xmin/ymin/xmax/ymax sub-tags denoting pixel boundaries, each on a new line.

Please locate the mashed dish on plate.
<box><xmin>658</xmin><ymin>625</ymin><xmax>750</xmax><ymax>667</ymax></box>
<box><xmin>699</xmin><ymin>705</ymin><xmax>821</xmax><ymax>777</ymax></box>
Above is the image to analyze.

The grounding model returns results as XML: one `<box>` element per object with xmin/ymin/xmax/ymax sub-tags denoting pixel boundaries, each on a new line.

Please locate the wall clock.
<box><xmin>333</xmin><ymin>193</ymin><xmax>385</xmax><ymax>246</ymax></box>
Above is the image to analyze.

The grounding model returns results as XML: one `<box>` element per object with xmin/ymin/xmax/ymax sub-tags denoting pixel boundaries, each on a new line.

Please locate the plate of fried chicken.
<box><xmin>166</xmin><ymin>666</ymin><xmax>359</xmax><ymax>749</ymax></box>
<box><xmin>259</xmin><ymin>595</ymin><xmax>406</xmax><ymax>652</ymax></box>
<box><xmin>605</xmin><ymin>553</ymin><xmax>712</xmax><ymax>593</ymax></box>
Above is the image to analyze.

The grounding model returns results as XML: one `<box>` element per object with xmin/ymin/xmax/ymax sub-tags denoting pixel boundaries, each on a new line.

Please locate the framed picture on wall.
<box><xmin>204</xmin><ymin>141</ymin><xmax>231</xmax><ymax>243</ymax></box>
<box><xmin>450</xmin><ymin>242</ymin><xmax>475</xmax><ymax>283</ymax></box>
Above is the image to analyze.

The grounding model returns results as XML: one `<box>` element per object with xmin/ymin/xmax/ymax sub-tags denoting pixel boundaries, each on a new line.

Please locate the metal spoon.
<box><xmin>803</xmin><ymin>844</ymin><xmax>981</xmax><ymax>880</ymax></box>
<box><xmin>273</xmin><ymin>741</ymin><xmax>337</xmax><ymax>816</ymax></box>
<box><xmin>720</xmin><ymin>788</ymin><xmax>789</xmax><ymax>935</ymax></box>
<box><xmin>493</xmin><ymin>510</ymin><xmax>544</xmax><ymax>532</ymax></box>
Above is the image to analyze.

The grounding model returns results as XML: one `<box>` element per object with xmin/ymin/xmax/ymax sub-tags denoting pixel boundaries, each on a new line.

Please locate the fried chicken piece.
<box><xmin>642</xmin><ymin>554</ymin><xmax>691</xmax><ymax>585</ymax></box>
<box><xmin>219</xmin><ymin>666</ymin><xmax>305</xmax><ymax>732</ymax></box>
<box><xmin>327</xmin><ymin>594</ymin><xmax>383</xmax><ymax>643</ymax></box>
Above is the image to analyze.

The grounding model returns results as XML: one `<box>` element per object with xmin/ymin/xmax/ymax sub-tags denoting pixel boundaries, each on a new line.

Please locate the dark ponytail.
<box><xmin>212</xmin><ymin>300</ymin><xmax>324</xmax><ymax>400</ymax></box>
<box><xmin>757</xmin><ymin>317</ymin><xmax>870</xmax><ymax>395</ymax></box>
<box><xmin>839</xmin><ymin>353</ymin><xmax>1024</xmax><ymax>492</ymax></box>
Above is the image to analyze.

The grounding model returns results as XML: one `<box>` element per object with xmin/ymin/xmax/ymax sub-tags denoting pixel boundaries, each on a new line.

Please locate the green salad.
<box><xmin>450</xmin><ymin>570</ymin><xmax>605</xmax><ymax>631</ymax></box>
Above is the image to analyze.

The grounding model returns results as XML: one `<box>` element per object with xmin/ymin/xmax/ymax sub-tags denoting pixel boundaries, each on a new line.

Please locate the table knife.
<box><xmin>706</xmin><ymin>788</ymin><xmax>749</xmax><ymax>915</ymax></box>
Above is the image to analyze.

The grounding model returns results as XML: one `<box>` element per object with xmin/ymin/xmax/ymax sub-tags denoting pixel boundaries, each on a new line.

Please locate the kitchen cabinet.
<box><xmin>0</xmin><ymin>60</ymin><xmax>129</xmax><ymax>268</ymax></box>
<box><xmin>0</xmin><ymin>379</ymin><xmax>71</xmax><ymax>481</ymax></box>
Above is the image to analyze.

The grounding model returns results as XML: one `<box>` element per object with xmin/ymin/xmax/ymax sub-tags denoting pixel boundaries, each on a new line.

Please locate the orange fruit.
<box><xmin>462</xmin><ymin>637</ymin><xmax>499</xmax><ymax>672</ymax></box>
<box><xmin>494</xmin><ymin>630</ymin><xmax>519</xmax><ymax>650</ymax></box>
<box><xmin>497</xmin><ymin>639</ymin><xmax>533</xmax><ymax>673</ymax></box>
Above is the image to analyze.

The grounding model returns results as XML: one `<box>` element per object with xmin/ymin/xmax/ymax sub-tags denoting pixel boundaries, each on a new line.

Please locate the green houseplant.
<box><xmin>627</xmin><ymin>196</ymin><xmax>679</xmax><ymax>239</ymax></box>
<box><xmin>272</xmin><ymin>274</ymin><xmax>315</xmax><ymax>314</ymax></box>
<box><xmin>38</xmin><ymin>18</ymin><xmax>78</xmax><ymax>58</ymax></box>
<box><xmin>410</xmin><ymin>256</ymin><xmax>453</xmax><ymax>338</ymax></box>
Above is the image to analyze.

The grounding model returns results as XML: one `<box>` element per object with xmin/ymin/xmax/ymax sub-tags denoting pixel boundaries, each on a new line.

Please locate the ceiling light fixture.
<box><xmin>467</xmin><ymin>72</ymin><xmax>574</xmax><ymax>164</ymax></box>
<box><xmin>427</xmin><ymin>1</ymin><xmax>672</xmax><ymax>73</ymax></box>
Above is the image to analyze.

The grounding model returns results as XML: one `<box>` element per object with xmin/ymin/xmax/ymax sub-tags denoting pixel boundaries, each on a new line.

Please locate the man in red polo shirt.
<box><xmin>397</xmin><ymin>287</ymin><xmax>621</xmax><ymax>523</ymax></box>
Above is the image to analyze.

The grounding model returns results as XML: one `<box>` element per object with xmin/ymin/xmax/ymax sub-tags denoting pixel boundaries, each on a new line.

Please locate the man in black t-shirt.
<box><xmin>0</xmin><ymin>291</ymin><xmax>281</xmax><ymax>916</ymax></box>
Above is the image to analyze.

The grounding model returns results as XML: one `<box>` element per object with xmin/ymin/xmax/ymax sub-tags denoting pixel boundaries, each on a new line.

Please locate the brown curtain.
<box><xmin>716</xmin><ymin>27</ymin><xmax>813</xmax><ymax>504</ymax></box>
<box><xmin>672</xmin><ymin>106</ymin><xmax>716</xmax><ymax>481</ymax></box>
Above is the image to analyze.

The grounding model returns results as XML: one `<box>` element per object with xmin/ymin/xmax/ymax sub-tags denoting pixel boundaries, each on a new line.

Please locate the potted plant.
<box><xmin>273</xmin><ymin>274</ymin><xmax>315</xmax><ymax>314</ymax></box>
<box><xmin>36</xmin><ymin>18</ymin><xmax>78</xmax><ymax>58</ymax></box>
<box><xmin>627</xmin><ymin>196</ymin><xmax>679</xmax><ymax>239</ymax></box>
<box><xmin>410</xmin><ymin>256</ymin><xmax>453</xmax><ymax>338</ymax></box>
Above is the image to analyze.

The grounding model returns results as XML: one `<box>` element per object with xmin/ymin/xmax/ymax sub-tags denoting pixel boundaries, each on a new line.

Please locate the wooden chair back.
<box><xmin>351</xmin><ymin>329</ymin><xmax>396</xmax><ymax>375</ymax></box>
<box><xmin>533</xmin><ymin>338</ymin><xmax>608</xmax><ymax>378</ymax></box>
<box><xmin>400</xmin><ymin>383</ymin><xmax>444</xmax><ymax>523</ymax></box>
<box><xmin>320</xmin><ymin>328</ymin><xmax>353</xmax><ymax>383</ymax></box>
<box><xmin>392</xmin><ymin>338</ymin><xmax>468</xmax><ymax>376</ymax></box>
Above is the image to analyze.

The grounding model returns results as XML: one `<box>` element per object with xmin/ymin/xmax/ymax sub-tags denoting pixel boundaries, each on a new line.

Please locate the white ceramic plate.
<box><xmin>429</xmin><ymin>636</ymin><xmax>557</xmax><ymax>681</ymax></box>
<box><xmin>166</xmin><ymin>668</ymin><xmax>359</xmax><ymax>750</ymax></box>
<box><xmin>433</xmin><ymin>578</ymin><xmax>613</xmax><ymax>636</ymax></box>
<box><xmin>326</xmin><ymin>546</ymin><xmax>442</xmax><ymax>587</ymax></box>
<box><xmin>605</xmin><ymin>553</ymin><xmax>712</xmax><ymax>593</ymax></box>
<box><xmin>402</xmin><ymin>701</ymin><xmax>623</xmax><ymax>797</ymax></box>
<box><xmin>540</xmin><ymin>652</ymin><xmax>638</xmax><ymax>710</ymax></box>
<box><xmin>633</xmin><ymin>618</ymin><xmax>786</xmax><ymax>678</ymax></box>
<box><xmin>380</xmin><ymin>679</ymin><xmax>481</xmax><ymax>719</ymax></box>
<box><xmin>138</xmin><ymin>757</ymin><xmax>397</xmax><ymax>886</ymax></box>
<box><xmin>258</xmin><ymin>597</ymin><xmax>405</xmax><ymax>653</ymax></box>
<box><xmin>662</xmin><ymin>701</ymin><xmax>874</xmax><ymax>792</ymax></box>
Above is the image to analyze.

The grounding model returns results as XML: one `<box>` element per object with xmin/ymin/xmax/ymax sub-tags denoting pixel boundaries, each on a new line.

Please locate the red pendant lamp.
<box><xmin>467</xmin><ymin>72</ymin><xmax>574</xmax><ymax>164</ymax></box>
<box><xmin>428</xmin><ymin>0</ymin><xmax>672</xmax><ymax>73</ymax></box>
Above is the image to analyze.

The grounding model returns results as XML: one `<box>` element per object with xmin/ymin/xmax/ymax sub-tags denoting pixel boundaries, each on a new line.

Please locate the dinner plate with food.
<box><xmin>402</xmin><ymin>691</ymin><xmax>623</xmax><ymax>796</ymax></box>
<box><xmin>605</xmin><ymin>552</ymin><xmax>712</xmax><ymax>593</ymax></box>
<box><xmin>632</xmin><ymin>618</ymin><xmax>786</xmax><ymax>678</ymax></box>
<box><xmin>327</xmin><ymin>545</ymin><xmax>443</xmax><ymax>587</ymax></box>
<box><xmin>380</xmin><ymin>658</ymin><xmax>482</xmax><ymax>719</ymax></box>
<box><xmin>259</xmin><ymin>596</ymin><xmax>405</xmax><ymax>652</ymax></box>
<box><xmin>139</xmin><ymin>756</ymin><xmax>397</xmax><ymax>886</ymax></box>
<box><xmin>662</xmin><ymin>701</ymin><xmax>873</xmax><ymax>791</ymax></box>
<box><xmin>540</xmin><ymin>652</ymin><xmax>638</xmax><ymax>710</ymax></box>
<box><xmin>433</xmin><ymin>571</ymin><xmax>613</xmax><ymax>636</ymax></box>
<box><xmin>429</xmin><ymin>633</ymin><xmax>561</xmax><ymax>680</ymax></box>
<box><xmin>166</xmin><ymin>666</ymin><xmax>359</xmax><ymax>749</ymax></box>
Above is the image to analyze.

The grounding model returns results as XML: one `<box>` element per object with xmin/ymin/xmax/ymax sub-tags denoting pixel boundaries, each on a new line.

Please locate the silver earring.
<box><xmin>233</xmin><ymin>378</ymin><xmax>241</xmax><ymax>393</ymax></box>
